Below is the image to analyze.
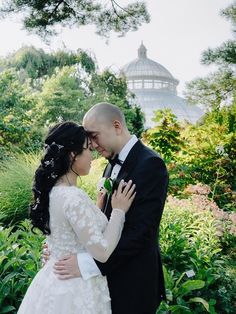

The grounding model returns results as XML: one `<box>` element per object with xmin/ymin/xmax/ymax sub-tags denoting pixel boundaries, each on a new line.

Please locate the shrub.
<box><xmin>159</xmin><ymin>194</ymin><xmax>236</xmax><ymax>313</ymax></box>
<box><xmin>0</xmin><ymin>220</ymin><xmax>44</xmax><ymax>313</ymax></box>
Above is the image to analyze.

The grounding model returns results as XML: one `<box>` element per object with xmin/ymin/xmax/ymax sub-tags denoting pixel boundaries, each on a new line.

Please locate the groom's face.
<box><xmin>83</xmin><ymin>117</ymin><xmax>117</xmax><ymax>159</ymax></box>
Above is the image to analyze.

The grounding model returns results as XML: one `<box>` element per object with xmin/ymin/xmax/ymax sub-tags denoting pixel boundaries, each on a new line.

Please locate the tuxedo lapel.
<box><xmin>114</xmin><ymin>140</ymin><xmax>143</xmax><ymax>188</ymax></box>
<box><xmin>104</xmin><ymin>140</ymin><xmax>144</xmax><ymax>218</ymax></box>
<box><xmin>103</xmin><ymin>163</ymin><xmax>113</xmax><ymax>178</ymax></box>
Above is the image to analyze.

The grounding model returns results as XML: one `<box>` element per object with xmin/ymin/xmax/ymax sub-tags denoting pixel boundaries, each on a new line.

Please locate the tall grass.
<box><xmin>0</xmin><ymin>154</ymin><xmax>39</xmax><ymax>226</ymax></box>
<box><xmin>0</xmin><ymin>153</ymin><xmax>107</xmax><ymax>227</ymax></box>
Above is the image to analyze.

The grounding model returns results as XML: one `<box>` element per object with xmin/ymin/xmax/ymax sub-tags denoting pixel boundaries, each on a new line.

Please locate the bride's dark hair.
<box><xmin>29</xmin><ymin>121</ymin><xmax>88</xmax><ymax>235</ymax></box>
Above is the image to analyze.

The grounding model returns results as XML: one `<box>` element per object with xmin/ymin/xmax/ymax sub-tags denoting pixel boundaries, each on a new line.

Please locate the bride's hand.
<box><xmin>111</xmin><ymin>180</ymin><xmax>136</xmax><ymax>214</ymax></box>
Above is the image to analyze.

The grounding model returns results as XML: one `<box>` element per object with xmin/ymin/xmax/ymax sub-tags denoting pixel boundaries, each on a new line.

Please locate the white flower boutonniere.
<box><xmin>97</xmin><ymin>177</ymin><xmax>113</xmax><ymax>195</ymax></box>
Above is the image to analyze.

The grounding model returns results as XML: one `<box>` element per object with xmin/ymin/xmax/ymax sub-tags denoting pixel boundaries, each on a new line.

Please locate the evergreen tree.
<box><xmin>0</xmin><ymin>0</ymin><xmax>150</xmax><ymax>39</ymax></box>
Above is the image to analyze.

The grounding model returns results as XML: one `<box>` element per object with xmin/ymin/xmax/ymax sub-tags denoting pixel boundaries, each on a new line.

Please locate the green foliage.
<box><xmin>0</xmin><ymin>0</ymin><xmax>150</xmax><ymax>39</ymax></box>
<box><xmin>144</xmin><ymin>107</ymin><xmax>235</xmax><ymax>209</ymax></box>
<box><xmin>157</xmin><ymin>268</ymin><xmax>217</xmax><ymax>314</ymax></box>
<box><xmin>1</xmin><ymin>46</ymin><xmax>52</xmax><ymax>80</ymax></box>
<box><xmin>79</xmin><ymin>157</ymin><xmax>106</xmax><ymax>200</ymax></box>
<box><xmin>160</xmin><ymin>199</ymin><xmax>221</xmax><ymax>272</ymax></box>
<box><xmin>176</xmin><ymin>123</ymin><xmax>236</xmax><ymax>210</ymax></box>
<box><xmin>201</xmin><ymin>41</ymin><xmax>236</xmax><ymax>65</ymax></box>
<box><xmin>0</xmin><ymin>155</ymin><xmax>235</xmax><ymax>313</ymax></box>
<box><xmin>158</xmin><ymin>196</ymin><xmax>236</xmax><ymax>313</ymax></box>
<box><xmin>0</xmin><ymin>221</ymin><xmax>44</xmax><ymax>313</ymax></box>
<box><xmin>144</xmin><ymin>109</ymin><xmax>183</xmax><ymax>163</ymax></box>
<box><xmin>185</xmin><ymin>0</ymin><xmax>236</xmax><ymax>136</ymax></box>
<box><xmin>184</xmin><ymin>68</ymin><xmax>236</xmax><ymax>112</ymax></box>
<box><xmin>38</xmin><ymin>66</ymin><xmax>88</xmax><ymax>124</ymax></box>
<box><xmin>0</xmin><ymin>69</ymin><xmax>43</xmax><ymax>155</ymax></box>
<box><xmin>182</xmin><ymin>3</ymin><xmax>236</xmax><ymax>208</ymax></box>
<box><xmin>0</xmin><ymin>154</ymin><xmax>39</xmax><ymax>226</ymax></box>
<box><xmin>0</xmin><ymin>47</ymin><xmax>145</xmax><ymax>140</ymax></box>
<box><xmin>0</xmin><ymin>153</ymin><xmax>106</xmax><ymax>227</ymax></box>
<box><xmin>201</xmin><ymin>2</ymin><xmax>236</xmax><ymax>66</ymax></box>
<box><xmin>0</xmin><ymin>47</ymin><xmax>96</xmax><ymax>81</ymax></box>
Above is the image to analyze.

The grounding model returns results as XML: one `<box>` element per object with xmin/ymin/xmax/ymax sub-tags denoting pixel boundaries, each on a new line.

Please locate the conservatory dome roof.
<box><xmin>122</xmin><ymin>42</ymin><xmax>178</xmax><ymax>85</ymax></box>
<box><xmin>120</xmin><ymin>43</ymin><xmax>204</xmax><ymax>128</ymax></box>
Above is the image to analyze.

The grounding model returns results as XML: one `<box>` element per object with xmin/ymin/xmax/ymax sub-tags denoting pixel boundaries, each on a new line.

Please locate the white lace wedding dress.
<box><xmin>17</xmin><ymin>185</ymin><xmax>125</xmax><ymax>314</ymax></box>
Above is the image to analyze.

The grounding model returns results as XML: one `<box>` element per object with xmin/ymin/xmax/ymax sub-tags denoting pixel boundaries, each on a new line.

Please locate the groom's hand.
<box><xmin>53</xmin><ymin>254</ymin><xmax>81</xmax><ymax>280</ymax></box>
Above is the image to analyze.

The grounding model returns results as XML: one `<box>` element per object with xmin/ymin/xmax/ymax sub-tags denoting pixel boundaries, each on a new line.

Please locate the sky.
<box><xmin>0</xmin><ymin>0</ymin><xmax>233</xmax><ymax>96</ymax></box>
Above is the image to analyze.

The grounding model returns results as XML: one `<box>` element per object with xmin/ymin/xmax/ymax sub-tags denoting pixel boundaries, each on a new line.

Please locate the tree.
<box><xmin>201</xmin><ymin>41</ymin><xmax>236</xmax><ymax>65</ymax></box>
<box><xmin>185</xmin><ymin>68</ymin><xmax>236</xmax><ymax>112</ymax></box>
<box><xmin>201</xmin><ymin>3</ymin><xmax>236</xmax><ymax>66</ymax></box>
<box><xmin>0</xmin><ymin>69</ymin><xmax>42</xmax><ymax>155</ymax></box>
<box><xmin>0</xmin><ymin>0</ymin><xmax>150</xmax><ymax>39</ymax></box>
<box><xmin>0</xmin><ymin>46</ymin><xmax>145</xmax><ymax>141</ymax></box>
<box><xmin>184</xmin><ymin>1</ymin><xmax>236</xmax><ymax>131</ymax></box>
<box><xmin>0</xmin><ymin>46</ymin><xmax>96</xmax><ymax>81</ymax></box>
<box><xmin>38</xmin><ymin>66</ymin><xmax>88</xmax><ymax>123</ymax></box>
<box><xmin>144</xmin><ymin>109</ymin><xmax>183</xmax><ymax>163</ymax></box>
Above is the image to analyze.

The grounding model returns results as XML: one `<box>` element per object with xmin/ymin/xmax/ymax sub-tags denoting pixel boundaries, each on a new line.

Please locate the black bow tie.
<box><xmin>108</xmin><ymin>155</ymin><xmax>123</xmax><ymax>167</ymax></box>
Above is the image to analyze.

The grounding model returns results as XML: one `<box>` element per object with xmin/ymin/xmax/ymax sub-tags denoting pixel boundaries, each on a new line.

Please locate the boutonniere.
<box><xmin>97</xmin><ymin>177</ymin><xmax>113</xmax><ymax>195</ymax></box>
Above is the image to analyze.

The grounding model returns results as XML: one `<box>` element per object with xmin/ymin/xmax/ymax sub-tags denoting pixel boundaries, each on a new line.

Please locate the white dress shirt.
<box><xmin>77</xmin><ymin>135</ymin><xmax>138</xmax><ymax>279</ymax></box>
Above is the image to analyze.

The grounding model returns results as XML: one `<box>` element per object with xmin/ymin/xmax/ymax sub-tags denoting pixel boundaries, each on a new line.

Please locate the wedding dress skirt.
<box><xmin>17</xmin><ymin>258</ymin><xmax>111</xmax><ymax>314</ymax></box>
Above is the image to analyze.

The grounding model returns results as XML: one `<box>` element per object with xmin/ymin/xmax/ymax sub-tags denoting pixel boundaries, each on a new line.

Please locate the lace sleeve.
<box><xmin>64</xmin><ymin>190</ymin><xmax>125</xmax><ymax>263</ymax></box>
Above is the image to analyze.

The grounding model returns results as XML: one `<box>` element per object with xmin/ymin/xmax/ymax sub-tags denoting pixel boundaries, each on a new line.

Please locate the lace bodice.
<box><xmin>47</xmin><ymin>186</ymin><xmax>125</xmax><ymax>262</ymax></box>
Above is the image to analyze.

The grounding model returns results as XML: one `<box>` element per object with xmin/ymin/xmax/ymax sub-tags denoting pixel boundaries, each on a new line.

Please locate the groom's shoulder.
<box><xmin>139</xmin><ymin>140</ymin><xmax>163</xmax><ymax>160</ymax></box>
<box><xmin>133</xmin><ymin>141</ymin><xmax>166</xmax><ymax>171</ymax></box>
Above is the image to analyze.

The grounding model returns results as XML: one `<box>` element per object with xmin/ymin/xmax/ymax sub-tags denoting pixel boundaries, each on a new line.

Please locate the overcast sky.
<box><xmin>0</xmin><ymin>0</ymin><xmax>233</xmax><ymax>96</ymax></box>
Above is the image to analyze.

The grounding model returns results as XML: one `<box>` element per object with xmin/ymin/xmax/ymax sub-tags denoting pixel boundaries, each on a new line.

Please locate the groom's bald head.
<box><xmin>82</xmin><ymin>103</ymin><xmax>130</xmax><ymax>159</ymax></box>
<box><xmin>83</xmin><ymin>102</ymin><xmax>127</xmax><ymax>127</ymax></box>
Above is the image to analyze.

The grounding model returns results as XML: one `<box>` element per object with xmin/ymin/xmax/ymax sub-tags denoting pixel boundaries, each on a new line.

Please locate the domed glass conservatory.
<box><xmin>122</xmin><ymin>43</ymin><xmax>203</xmax><ymax>128</ymax></box>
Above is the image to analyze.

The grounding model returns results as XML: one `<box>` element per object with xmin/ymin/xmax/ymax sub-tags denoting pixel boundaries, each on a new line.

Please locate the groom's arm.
<box><xmin>76</xmin><ymin>253</ymin><xmax>101</xmax><ymax>279</ymax></box>
<box><xmin>95</xmin><ymin>157</ymin><xmax>168</xmax><ymax>276</ymax></box>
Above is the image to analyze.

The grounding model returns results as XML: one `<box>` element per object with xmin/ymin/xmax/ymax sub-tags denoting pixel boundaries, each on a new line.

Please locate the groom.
<box><xmin>53</xmin><ymin>103</ymin><xmax>168</xmax><ymax>313</ymax></box>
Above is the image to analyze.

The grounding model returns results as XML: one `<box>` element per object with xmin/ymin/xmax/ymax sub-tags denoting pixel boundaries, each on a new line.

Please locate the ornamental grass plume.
<box><xmin>184</xmin><ymin>184</ymin><xmax>236</xmax><ymax>236</ymax></box>
<box><xmin>168</xmin><ymin>183</ymin><xmax>236</xmax><ymax>237</ymax></box>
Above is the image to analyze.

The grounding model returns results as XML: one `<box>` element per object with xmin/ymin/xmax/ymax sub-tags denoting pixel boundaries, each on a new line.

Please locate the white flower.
<box><xmin>185</xmin><ymin>269</ymin><xmax>195</xmax><ymax>278</ymax></box>
<box><xmin>97</xmin><ymin>177</ymin><xmax>113</xmax><ymax>194</ymax></box>
<box><xmin>215</xmin><ymin>145</ymin><xmax>225</xmax><ymax>155</ymax></box>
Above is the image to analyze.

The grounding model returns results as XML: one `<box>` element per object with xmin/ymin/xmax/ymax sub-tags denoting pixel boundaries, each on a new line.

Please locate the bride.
<box><xmin>17</xmin><ymin>121</ymin><xmax>135</xmax><ymax>314</ymax></box>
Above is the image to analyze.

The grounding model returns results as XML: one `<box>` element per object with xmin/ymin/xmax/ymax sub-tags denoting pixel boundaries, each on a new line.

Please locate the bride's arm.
<box><xmin>65</xmin><ymin>205</ymin><xmax>125</xmax><ymax>263</ymax></box>
<box><xmin>64</xmin><ymin>180</ymin><xmax>135</xmax><ymax>263</ymax></box>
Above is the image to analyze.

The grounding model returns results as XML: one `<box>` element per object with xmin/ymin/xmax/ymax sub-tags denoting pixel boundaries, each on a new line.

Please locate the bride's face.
<box><xmin>72</xmin><ymin>142</ymin><xmax>93</xmax><ymax>176</ymax></box>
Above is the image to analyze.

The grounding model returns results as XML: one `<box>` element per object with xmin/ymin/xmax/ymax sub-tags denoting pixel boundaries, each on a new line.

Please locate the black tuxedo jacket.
<box><xmin>96</xmin><ymin>140</ymin><xmax>168</xmax><ymax>314</ymax></box>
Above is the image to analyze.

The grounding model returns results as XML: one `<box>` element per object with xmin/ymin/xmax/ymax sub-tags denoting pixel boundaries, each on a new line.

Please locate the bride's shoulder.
<box><xmin>52</xmin><ymin>185</ymin><xmax>89</xmax><ymax>203</ymax></box>
<box><xmin>52</xmin><ymin>185</ymin><xmax>83</xmax><ymax>196</ymax></box>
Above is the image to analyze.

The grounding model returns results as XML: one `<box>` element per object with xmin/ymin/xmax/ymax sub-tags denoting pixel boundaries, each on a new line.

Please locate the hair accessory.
<box><xmin>44</xmin><ymin>142</ymin><xmax>64</xmax><ymax>153</ymax></box>
<box><xmin>51</xmin><ymin>172</ymin><xmax>58</xmax><ymax>179</ymax></box>
<box><xmin>32</xmin><ymin>187</ymin><xmax>41</xmax><ymax>195</ymax></box>
<box><xmin>44</xmin><ymin>158</ymin><xmax>55</xmax><ymax>167</ymax></box>
<box><xmin>32</xmin><ymin>197</ymin><xmax>40</xmax><ymax>210</ymax></box>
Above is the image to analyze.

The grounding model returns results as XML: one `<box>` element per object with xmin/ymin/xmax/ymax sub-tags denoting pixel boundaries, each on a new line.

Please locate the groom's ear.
<box><xmin>113</xmin><ymin>120</ymin><xmax>122</xmax><ymax>135</ymax></box>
